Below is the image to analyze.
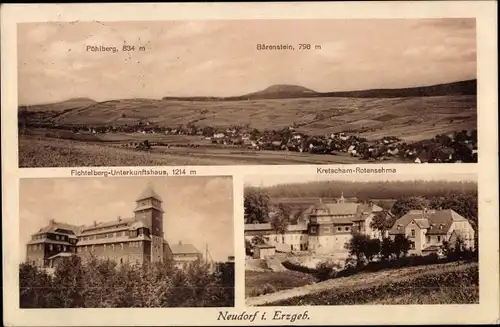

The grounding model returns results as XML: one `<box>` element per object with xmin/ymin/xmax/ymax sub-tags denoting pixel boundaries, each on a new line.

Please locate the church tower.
<box><xmin>134</xmin><ymin>183</ymin><xmax>164</xmax><ymax>263</ymax></box>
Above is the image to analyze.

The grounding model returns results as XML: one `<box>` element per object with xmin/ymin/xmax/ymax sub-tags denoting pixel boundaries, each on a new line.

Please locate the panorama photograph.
<box><xmin>18</xmin><ymin>19</ymin><xmax>477</xmax><ymax>167</ymax></box>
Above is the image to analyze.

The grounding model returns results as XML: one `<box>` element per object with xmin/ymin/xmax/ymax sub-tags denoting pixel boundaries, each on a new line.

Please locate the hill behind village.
<box><xmin>19</xmin><ymin>80</ymin><xmax>477</xmax><ymax>142</ymax></box>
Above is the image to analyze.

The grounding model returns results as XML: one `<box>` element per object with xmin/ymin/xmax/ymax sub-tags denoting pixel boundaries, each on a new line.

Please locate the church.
<box><xmin>25</xmin><ymin>185</ymin><xmax>202</xmax><ymax>268</ymax></box>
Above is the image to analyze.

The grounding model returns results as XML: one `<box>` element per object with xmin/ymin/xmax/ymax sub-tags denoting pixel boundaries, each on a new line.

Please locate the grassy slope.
<box><xmin>20</xmin><ymin>98</ymin><xmax>97</xmax><ymax>112</ymax></box>
<box><xmin>245</xmin><ymin>270</ymin><xmax>318</xmax><ymax>297</ymax></box>
<box><xmin>247</xmin><ymin>261</ymin><xmax>478</xmax><ymax>306</ymax></box>
<box><xmin>51</xmin><ymin>95</ymin><xmax>476</xmax><ymax>142</ymax></box>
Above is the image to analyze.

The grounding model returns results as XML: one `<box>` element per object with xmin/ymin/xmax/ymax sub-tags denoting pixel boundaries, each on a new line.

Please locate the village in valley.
<box><xmin>243</xmin><ymin>177</ymin><xmax>479</xmax><ymax>306</ymax></box>
<box><xmin>19</xmin><ymin>113</ymin><xmax>478</xmax><ymax>165</ymax></box>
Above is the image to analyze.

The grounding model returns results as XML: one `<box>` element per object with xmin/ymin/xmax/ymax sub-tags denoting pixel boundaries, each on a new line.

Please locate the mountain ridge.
<box><xmin>162</xmin><ymin>79</ymin><xmax>476</xmax><ymax>101</ymax></box>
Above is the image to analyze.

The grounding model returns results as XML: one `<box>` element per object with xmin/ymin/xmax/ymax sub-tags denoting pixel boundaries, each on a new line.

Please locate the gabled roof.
<box><xmin>136</xmin><ymin>185</ymin><xmax>162</xmax><ymax>202</ymax></box>
<box><xmin>311</xmin><ymin>203</ymin><xmax>360</xmax><ymax>216</ymax></box>
<box><xmin>389</xmin><ymin>209</ymin><xmax>469</xmax><ymax>235</ymax></box>
<box><xmin>413</xmin><ymin>218</ymin><xmax>430</xmax><ymax>229</ymax></box>
<box><xmin>35</xmin><ymin>221</ymin><xmax>81</xmax><ymax>235</ymax></box>
<box><xmin>170</xmin><ymin>243</ymin><xmax>200</xmax><ymax>255</ymax></box>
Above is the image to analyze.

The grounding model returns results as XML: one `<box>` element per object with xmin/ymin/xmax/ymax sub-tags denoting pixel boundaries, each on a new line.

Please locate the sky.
<box><xmin>19</xmin><ymin>176</ymin><xmax>234</xmax><ymax>263</ymax></box>
<box><xmin>245</xmin><ymin>173</ymin><xmax>478</xmax><ymax>188</ymax></box>
<box><xmin>17</xmin><ymin>18</ymin><xmax>476</xmax><ymax>105</ymax></box>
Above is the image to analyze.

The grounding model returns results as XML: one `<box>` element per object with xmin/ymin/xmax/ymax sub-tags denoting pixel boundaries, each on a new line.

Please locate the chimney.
<box><xmin>49</xmin><ymin>219</ymin><xmax>55</xmax><ymax>225</ymax></box>
<box><xmin>118</xmin><ymin>216</ymin><xmax>122</xmax><ymax>222</ymax></box>
<box><xmin>93</xmin><ymin>221</ymin><xmax>97</xmax><ymax>227</ymax></box>
<box><xmin>178</xmin><ymin>240</ymin><xmax>182</xmax><ymax>245</ymax></box>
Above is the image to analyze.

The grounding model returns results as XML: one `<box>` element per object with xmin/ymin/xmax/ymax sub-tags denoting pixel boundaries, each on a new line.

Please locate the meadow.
<box><xmin>18</xmin><ymin>93</ymin><xmax>476</xmax><ymax>166</ymax></box>
<box><xmin>50</xmin><ymin>95</ymin><xmax>476</xmax><ymax>142</ymax></box>
<box><xmin>18</xmin><ymin>134</ymin><xmax>366</xmax><ymax>167</ymax></box>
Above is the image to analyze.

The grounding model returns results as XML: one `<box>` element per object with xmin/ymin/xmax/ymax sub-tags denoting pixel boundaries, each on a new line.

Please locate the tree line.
<box><xmin>251</xmin><ymin>180</ymin><xmax>477</xmax><ymax>200</ymax></box>
<box><xmin>19</xmin><ymin>255</ymin><xmax>234</xmax><ymax>308</ymax></box>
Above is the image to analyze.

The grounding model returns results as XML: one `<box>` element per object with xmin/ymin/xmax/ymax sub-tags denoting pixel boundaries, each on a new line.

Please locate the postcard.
<box><xmin>1</xmin><ymin>2</ymin><xmax>498</xmax><ymax>326</ymax></box>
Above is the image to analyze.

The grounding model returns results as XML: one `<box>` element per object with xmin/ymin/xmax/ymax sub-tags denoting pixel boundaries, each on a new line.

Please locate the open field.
<box><xmin>19</xmin><ymin>134</ymin><xmax>379</xmax><ymax>167</ymax></box>
<box><xmin>23</xmin><ymin>95</ymin><xmax>476</xmax><ymax>142</ymax></box>
<box><xmin>246</xmin><ymin>261</ymin><xmax>478</xmax><ymax>306</ymax></box>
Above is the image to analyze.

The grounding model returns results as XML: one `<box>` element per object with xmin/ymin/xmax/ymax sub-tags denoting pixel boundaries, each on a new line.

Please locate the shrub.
<box><xmin>251</xmin><ymin>283</ymin><xmax>277</xmax><ymax>297</ymax></box>
<box><xmin>315</xmin><ymin>260</ymin><xmax>342</xmax><ymax>281</ymax></box>
<box><xmin>282</xmin><ymin>260</ymin><xmax>316</xmax><ymax>274</ymax></box>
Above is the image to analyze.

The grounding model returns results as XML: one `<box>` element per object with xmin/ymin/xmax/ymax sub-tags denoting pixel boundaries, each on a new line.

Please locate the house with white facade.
<box><xmin>388</xmin><ymin>209</ymin><xmax>475</xmax><ymax>256</ymax></box>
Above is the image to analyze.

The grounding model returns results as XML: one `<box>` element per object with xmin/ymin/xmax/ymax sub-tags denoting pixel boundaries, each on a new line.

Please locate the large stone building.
<box><xmin>25</xmin><ymin>185</ymin><xmax>201</xmax><ymax>268</ymax></box>
<box><xmin>244</xmin><ymin>194</ymin><xmax>384</xmax><ymax>255</ymax></box>
<box><xmin>388</xmin><ymin>209</ymin><xmax>475</xmax><ymax>256</ymax></box>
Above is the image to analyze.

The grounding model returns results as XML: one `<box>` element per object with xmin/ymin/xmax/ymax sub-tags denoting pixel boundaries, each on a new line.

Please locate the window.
<box><xmin>57</xmin><ymin>245</ymin><xmax>61</xmax><ymax>251</ymax></box>
<box><xmin>311</xmin><ymin>226</ymin><xmax>317</xmax><ymax>233</ymax></box>
<box><xmin>437</xmin><ymin>236</ymin><xmax>441</xmax><ymax>242</ymax></box>
<box><xmin>56</xmin><ymin>235</ymin><xmax>60</xmax><ymax>240</ymax></box>
<box><xmin>63</xmin><ymin>246</ymin><xmax>67</xmax><ymax>252</ymax></box>
<box><xmin>411</xmin><ymin>242</ymin><xmax>415</xmax><ymax>249</ymax></box>
<box><xmin>104</xmin><ymin>244</ymin><xmax>107</xmax><ymax>250</ymax></box>
<box><xmin>121</xmin><ymin>243</ymin><xmax>124</xmax><ymax>249</ymax></box>
<box><xmin>337</xmin><ymin>227</ymin><xmax>342</xmax><ymax>232</ymax></box>
<box><xmin>411</xmin><ymin>229</ymin><xmax>416</xmax><ymax>237</ymax></box>
<box><xmin>345</xmin><ymin>227</ymin><xmax>350</xmax><ymax>232</ymax></box>
<box><xmin>323</xmin><ymin>227</ymin><xmax>330</xmax><ymax>233</ymax></box>
<box><xmin>426</xmin><ymin>235</ymin><xmax>430</xmax><ymax>243</ymax></box>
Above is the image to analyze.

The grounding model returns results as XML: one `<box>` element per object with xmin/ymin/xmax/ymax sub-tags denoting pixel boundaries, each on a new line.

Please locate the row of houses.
<box><xmin>244</xmin><ymin>195</ymin><xmax>476</xmax><ymax>259</ymax></box>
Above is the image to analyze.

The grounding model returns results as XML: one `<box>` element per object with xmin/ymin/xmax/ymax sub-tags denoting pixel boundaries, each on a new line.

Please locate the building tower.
<box><xmin>339</xmin><ymin>192</ymin><xmax>345</xmax><ymax>204</ymax></box>
<box><xmin>134</xmin><ymin>183</ymin><xmax>165</xmax><ymax>263</ymax></box>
